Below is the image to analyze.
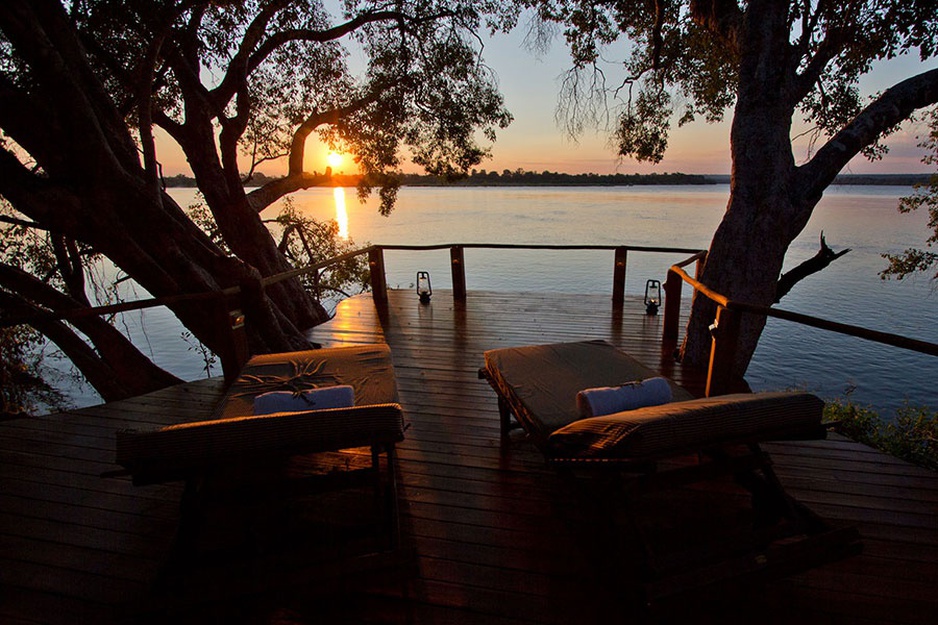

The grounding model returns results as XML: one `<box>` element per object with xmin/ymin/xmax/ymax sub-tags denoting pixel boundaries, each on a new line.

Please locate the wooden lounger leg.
<box><xmin>497</xmin><ymin>395</ymin><xmax>514</xmax><ymax>436</ymax></box>
<box><xmin>373</xmin><ymin>443</ymin><xmax>400</xmax><ymax>550</ymax></box>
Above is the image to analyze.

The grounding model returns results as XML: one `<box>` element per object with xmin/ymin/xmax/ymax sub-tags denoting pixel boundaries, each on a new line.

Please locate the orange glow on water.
<box><xmin>333</xmin><ymin>187</ymin><xmax>348</xmax><ymax>239</ymax></box>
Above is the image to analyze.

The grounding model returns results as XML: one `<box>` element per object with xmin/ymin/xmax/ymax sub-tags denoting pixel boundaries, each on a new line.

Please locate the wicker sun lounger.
<box><xmin>479</xmin><ymin>339</ymin><xmax>861</xmax><ymax>605</ymax></box>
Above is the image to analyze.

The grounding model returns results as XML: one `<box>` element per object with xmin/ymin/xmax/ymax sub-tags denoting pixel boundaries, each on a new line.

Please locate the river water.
<box><xmin>47</xmin><ymin>184</ymin><xmax>938</xmax><ymax>418</ymax></box>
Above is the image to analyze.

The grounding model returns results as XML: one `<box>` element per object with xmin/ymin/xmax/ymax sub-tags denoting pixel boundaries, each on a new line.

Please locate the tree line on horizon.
<box><xmin>163</xmin><ymin>170</ymin><xmax>713</xmax><ymax>187</ymax></box>
<box><xmin>163</xmin><ymin>170</ymin><xmax>932</xmax><ymax>189</ymax></box>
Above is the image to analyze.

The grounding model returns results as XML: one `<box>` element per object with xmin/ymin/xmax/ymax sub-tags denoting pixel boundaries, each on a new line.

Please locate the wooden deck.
<box><xmin>2</xmin><ymin>289</ymin><xmax>936</xmax><ymax>624</ymax></box>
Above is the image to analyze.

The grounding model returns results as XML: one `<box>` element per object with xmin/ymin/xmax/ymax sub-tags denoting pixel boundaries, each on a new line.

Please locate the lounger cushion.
<box><xmin>216</xmin><ymin>344</ymin><xmax>399</xmax><ymax>418</ymax></box>
<box><xmin>483</xmin><ymin>340</ymin><xmax>694</xmax><ymax>441</ymax></box>
<box><xmin>116</xmin><ymin>404</ymin><xmax>405</xmax><ymax>481</ymax></box>
<box><xmin>546</xmin><ymin>391</ymin><xmax>824</xmax><ymax>460</ymax></box>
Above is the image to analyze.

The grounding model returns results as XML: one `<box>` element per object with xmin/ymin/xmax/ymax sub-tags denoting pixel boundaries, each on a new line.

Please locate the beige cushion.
<box><xmin>546</xmin><ymin>392</ymin><xmax>824</xmax><ymax>461</ymax></box>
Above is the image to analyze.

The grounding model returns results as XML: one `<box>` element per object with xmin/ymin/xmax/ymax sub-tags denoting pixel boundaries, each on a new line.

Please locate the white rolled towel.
<box><xmin>253</xmin><ymin>385</ymin><xmax>355</xmax><ymax>415</ymax></box>
<box><xmin>576</xmin><ymin>377</ymin><xmax>672</xmax><ymax>418</ymax></box>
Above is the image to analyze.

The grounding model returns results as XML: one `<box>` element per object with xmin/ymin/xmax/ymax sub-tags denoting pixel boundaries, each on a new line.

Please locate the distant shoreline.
<box><xmin>162</xmin><ymin>171</ymin><xmax>933</xmax><ymax>188</ymax></box>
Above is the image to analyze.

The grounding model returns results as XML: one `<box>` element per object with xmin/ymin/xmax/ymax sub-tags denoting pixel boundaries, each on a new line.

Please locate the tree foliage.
<box><xmin>525</xmin><ymin>0</ymin><xmax>938</xmax><ymax>378</ymax></box>
<box><xmin>527</xmin><ymin>0</ymin><xmax>937</xmax><ymax>164</ymax></box>
<box><xmin>882</xmin><ymin>107</ymin><xmax>938</xmax><ymax>282</ymax></box>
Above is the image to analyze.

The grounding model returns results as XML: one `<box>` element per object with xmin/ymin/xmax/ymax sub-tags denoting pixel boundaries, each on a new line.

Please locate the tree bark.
<box><xmin>680</xmin><ymin>0</ymin><xmax>806</xmax><ymax>379</ymax></box>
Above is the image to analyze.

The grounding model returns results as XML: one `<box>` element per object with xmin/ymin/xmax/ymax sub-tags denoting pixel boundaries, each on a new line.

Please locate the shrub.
<box><xmin>826</xmin><ymin>401</ymin><xmax>938</xmax><ymax>471</ymax></box>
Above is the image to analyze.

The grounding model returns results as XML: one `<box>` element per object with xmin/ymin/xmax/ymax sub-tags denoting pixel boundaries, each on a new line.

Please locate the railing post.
<box><xmin>368</xmin><ymin>247</ymin><xmax>388</xmax><ymax>306</ymax></box>
<box><xmin>222</xmin><ymin>305</ymin><xmax>249</xmax><ymax>385</ymax></box>
<box><xmin>612</xmin><ymin>246</ymin><xmax>627</xmax><ymax>308</ymax></box>
<box><xmin>706</xmin><ymin>305</ymin><xmax>741</xmax><ymax>397</ymax></box>
<box><xmin>451</xmin><ymin>246</ymin><xmax>466</xmax><ymax>302</ymax></box>
<box><xmin>663</xmin><ymin>268</ymin><xmax>683</xmax><ymax>347</ymax></box>
<box><xmin>214</xmin><ymin>290</ymin><xmax>250</xmax><ymax>385</ymax></box>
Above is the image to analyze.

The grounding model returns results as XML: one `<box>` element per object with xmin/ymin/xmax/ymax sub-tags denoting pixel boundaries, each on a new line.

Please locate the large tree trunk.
<box><xmin>680</xmin><ymin>1</ymin><xmax>817</xmax><ymax>380</ymax></box>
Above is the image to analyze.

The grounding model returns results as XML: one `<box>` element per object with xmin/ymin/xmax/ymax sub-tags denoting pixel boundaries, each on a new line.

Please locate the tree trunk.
<box><xmin>680</xmin><ymin>1</ymin><xmax>817</xmax><ymax>380</ymax></box>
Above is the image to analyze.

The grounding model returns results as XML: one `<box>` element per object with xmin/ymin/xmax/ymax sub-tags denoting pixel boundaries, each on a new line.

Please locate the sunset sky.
<box><xmin>156</xmin><ymin>24</ymin><xmax>938</xmax><ymax>178</ymax></box>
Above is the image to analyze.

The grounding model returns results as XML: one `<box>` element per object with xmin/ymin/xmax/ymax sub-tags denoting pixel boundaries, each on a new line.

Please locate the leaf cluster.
<box><xmin>0</xmin><ymin>325</ymin><xmax>67</xmax><ymax>418</ymax></box>
<box><xmin>881</xmin><ymin>107</ymin><xmax>938</xmax><ymax>282</ymax></box>
<box><xmin>271</xmin><ymin>197</ymin><xmax>370</xmax><ymax>302</ymax></box>
<box><xmin>185</xmin><ymin>193</ymin><xmax>369</xmax><ymax>303</ymax></box>
<box><xmin>523</xmin><ymin>1</ymin><xmax>938</xmax><ymax>163</ymax></box>
<box><xmin>829</xmin><ymin>399</ymin><xmax>938</xmax><ymax>471</ymax></box>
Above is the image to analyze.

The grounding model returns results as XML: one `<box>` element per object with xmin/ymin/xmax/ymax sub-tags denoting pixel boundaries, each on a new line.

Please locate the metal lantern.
<box><xmin>416</xmin><ymin>271</ymin><xmax>432</xmax><ymax>304</ymax></box>
<box><xmin>644</xmin><ymin>279</ymin><xmax>661</xmax><ymax>315</ymax></box>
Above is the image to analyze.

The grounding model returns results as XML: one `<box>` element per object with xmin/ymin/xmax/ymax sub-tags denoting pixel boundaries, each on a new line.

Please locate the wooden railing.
<box><xmin>664</xmin><ymin>253</ymin><xmax>938</xmax><ymax>397</ymax></box>
<box><xmin>4</xmin><ymin>243</ymin><xmax>698</xmax><ymax>383</ymax></box>
<box><xmin>8</xmin><ymin>242</ymin><xmax>935</xmax><ymax>399</ymax></box>
<box><xmin>363</xmin><ymin>243</ymin><xmax>704</xmax><ymax>306</ymax></box>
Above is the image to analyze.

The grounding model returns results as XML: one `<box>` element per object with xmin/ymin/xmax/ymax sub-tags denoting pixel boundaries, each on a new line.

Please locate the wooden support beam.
<box><xmin>663</xmin><ymin>268</ymin><xmax>683</xmax><ymax>347</ymax></box>
<box><xmin>368</xmin><ymin>247</ymin><xmax>388</xmax><ymax>306</ymax></box>
<box><xmin>612</xmin><ymin>247</ymin><xmax>628</xmax><ymax>308</ymax></box>
<box><xmin>450</xmin><ymin>246</ymin><xmax>466</xmax><ymax>302</ymax></box>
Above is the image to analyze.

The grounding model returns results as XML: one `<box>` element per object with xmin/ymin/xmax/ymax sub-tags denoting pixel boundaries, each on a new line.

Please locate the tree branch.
<box><xmin>775</xmin><ymin>231</ymin><xmax>850</xmax><ymax>302</ymax></box>
<box><xmin>245</xmin><ymin>171</ymin><xmax>333</xmax><ymax>213</ymax></box>
<box><xmin>287</xmin><ymin>91</ymin><xmax>384</xmax><ymax>176</ymax></box>
<box><xmin>689</xmin><ymin>0</ymin><xmax>743</xmax><ymax>48</ymax></box>
<box><xmin>0</xmin><ymin>214</ymin><xmax>50</xmax><ymax>231</ymax></box>
<box><xmin>211</xmin><ymin>10</ymin><xmax>406</xmax><ymax>104</ymax></box>
<box><xmin>799</xmin><ymin>68</ymin><xmax>938</xmax><ymax>202</ymax></box>
<box><xmin>791</xmin><ymin>28</ymin><xmax>849</xmax><ymax>105</ymax></box>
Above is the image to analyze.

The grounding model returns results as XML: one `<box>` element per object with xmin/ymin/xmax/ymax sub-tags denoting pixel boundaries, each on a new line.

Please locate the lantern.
<box><xmin>644</xmin><ymin>279</ymin><xmax>661</xmax><ymax>315</ymax></box>
<box><xmin>416</xmin><ymin>271</ymin><xmax>432</xmax><ymax>304</ymax></box>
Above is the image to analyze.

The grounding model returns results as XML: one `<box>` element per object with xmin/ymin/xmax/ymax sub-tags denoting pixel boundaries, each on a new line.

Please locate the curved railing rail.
<box><xmin>664</xmin><ymin>253</ymin><xmax>938</xmax><ymax>396</ymax></box>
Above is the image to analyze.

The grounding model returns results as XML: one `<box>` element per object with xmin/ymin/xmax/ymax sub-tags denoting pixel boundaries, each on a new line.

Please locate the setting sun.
<box><xmin>327</xmin><ymin>151</ymin><xmax>344</xmax><ymax>169</ymax></box>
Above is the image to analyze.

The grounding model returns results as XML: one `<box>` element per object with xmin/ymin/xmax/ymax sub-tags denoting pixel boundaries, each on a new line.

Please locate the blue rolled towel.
<box><xmin>253</xmin><ymin>385</ymin><xmax>355</xmax><ymax>415</ymax></box>
<box><xmin>576</xmin><ymin>377</ymin><xmax>672</xmax><ymax>418</ymax></box>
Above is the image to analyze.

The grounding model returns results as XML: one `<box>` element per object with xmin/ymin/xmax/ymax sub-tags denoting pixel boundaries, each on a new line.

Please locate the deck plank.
<box><xmin>1</xmin><ymin>289</ymin><xmax>935</xmax><ymax>624</ymax></box>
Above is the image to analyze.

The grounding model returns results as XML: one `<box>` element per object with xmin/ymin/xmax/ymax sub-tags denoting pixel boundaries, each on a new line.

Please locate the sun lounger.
<box><xmin>116</xmin><ymin>343</ymin><xmax>405</xmax><ymax>552</ymax></box>
<box><xmin>479</xmin><ymin>340</ymin><xmax>861</xmax><ymax>606</ymax></box>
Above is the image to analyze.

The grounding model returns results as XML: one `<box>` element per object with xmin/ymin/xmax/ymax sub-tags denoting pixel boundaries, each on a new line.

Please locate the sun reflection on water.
<box><xmin>333</xmin><ymin>187</ymin><xmax>348</xmax><ymax>239</ymax></box>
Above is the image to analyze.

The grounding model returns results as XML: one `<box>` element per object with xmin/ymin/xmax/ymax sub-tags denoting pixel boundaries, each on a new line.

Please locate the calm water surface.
<box><xmin>50</xmin><ymin>185</ymin><xmax>938</xmax><ymax>417</ymax></box>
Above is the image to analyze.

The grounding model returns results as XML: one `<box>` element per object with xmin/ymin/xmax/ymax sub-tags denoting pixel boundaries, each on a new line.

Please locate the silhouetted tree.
<box><xmin>0</xmin><ymin>0</ymin><xmax>513</xmax><ymax>400</ymax></box>
<box><xmin>526</xmin><ymin>0</ymin><xmax>938</xmax><ymax>379</ymax></box>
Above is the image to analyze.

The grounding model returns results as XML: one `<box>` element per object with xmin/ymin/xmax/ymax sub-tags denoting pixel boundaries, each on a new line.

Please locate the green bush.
<box><xmin>826</xmin><ymin>401</ymin><xmax>938</xmax><ymax>471</ymax></box>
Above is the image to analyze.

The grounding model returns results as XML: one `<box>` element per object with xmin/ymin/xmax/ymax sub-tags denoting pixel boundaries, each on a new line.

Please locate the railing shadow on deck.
<box><xmin>5</xmin><ymin>243</ymin><xmax>937</xmax><ymax>401</ymax></box>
